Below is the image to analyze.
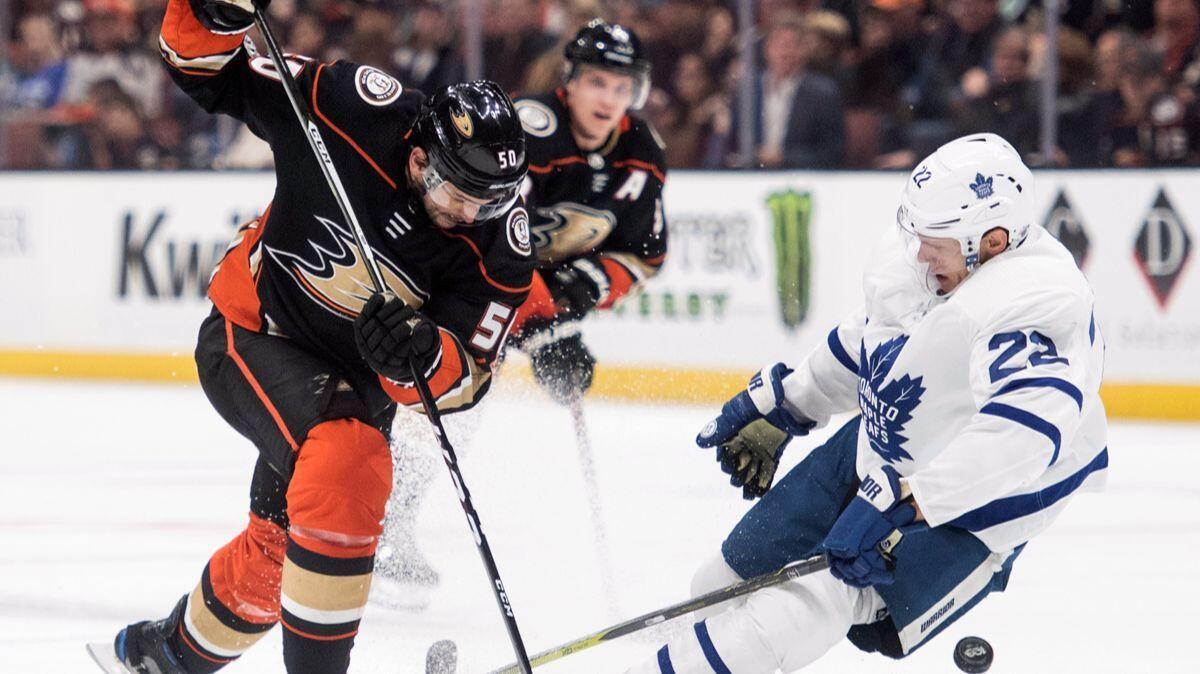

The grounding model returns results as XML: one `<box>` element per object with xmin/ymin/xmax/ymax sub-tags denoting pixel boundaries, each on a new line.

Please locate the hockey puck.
<box><xmin>425</xmin><ymin>639</ymin><xmax>457</xmax><ymax>674</ymax></box>
<box><xmin>953</xmin><ymin>636</ymin><xmax>993</xmax><ymax>673</ymax></box>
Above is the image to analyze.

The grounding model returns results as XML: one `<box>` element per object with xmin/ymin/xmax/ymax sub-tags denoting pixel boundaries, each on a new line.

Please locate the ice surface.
<box><xmin>1</xmin><ymin>377</ymin><xmax>1197</xmax><ymax>673</ymax></box>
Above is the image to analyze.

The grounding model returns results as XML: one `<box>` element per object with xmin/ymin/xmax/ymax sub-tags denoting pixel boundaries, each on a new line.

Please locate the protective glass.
<box><xmin>422</xmin><ymin>163</ymin><xmax>521</xmax><ymax>224</ymax></box>
<box><xmin>894</xmin><ymin>214</ymin><xmax>941</xmax><ymax>297</ymax></box>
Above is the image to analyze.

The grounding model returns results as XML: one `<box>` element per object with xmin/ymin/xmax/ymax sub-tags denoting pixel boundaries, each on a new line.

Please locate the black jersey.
<box><xmin>161</xmin><ymin>0</ymin><xmax>534</xmax><ymax>412</ymax></box>
<box><xmin>514</xmin><ymin>90</ymin><xmax>667</xmax><ymax>309</ymax></box>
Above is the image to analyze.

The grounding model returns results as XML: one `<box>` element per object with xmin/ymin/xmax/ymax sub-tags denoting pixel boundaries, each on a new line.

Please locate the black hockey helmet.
<box><xmin>413</xmin><ymin>80</ymin><xmax>527</xmax><ymax>222</ymax></box>
<box><xmin>564</xmin><ymin>19</ymin><xmax>651</xmax><ymax>108</ymax></box>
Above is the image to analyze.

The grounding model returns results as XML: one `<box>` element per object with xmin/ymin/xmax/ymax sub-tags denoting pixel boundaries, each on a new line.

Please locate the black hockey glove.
<box><xmin>354</xmin><ymin>293</ymin><xmax>441</xmax><ymax>384</ymax></box>
<box><xmin>544</xmin><ymin>257</ymin><xmax>609</xmax><ymax>321</ymax></box>
<box><xmin>696</xmin><ymin>363</ymin><xmax>815</xmax><ymax>499</ymax></box>
<box><xmin>517</xmin><ymin>319</ymin><xmax>595</xmax><ymax>404</ymax></box>
<box><xmin>189</xmin><ymin>0</ymin><xmax>266</xmax><ymax>34</ymax></box>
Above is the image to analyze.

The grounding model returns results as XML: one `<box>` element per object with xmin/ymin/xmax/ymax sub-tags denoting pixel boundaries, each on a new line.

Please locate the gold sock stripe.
<box><xmin>281</xmin><ymin>557</ymin><xmax>372</xmax><ymax>619</ymax></box>
<box><xmin>183</xmin><ymin>586</ymin><xmax>273</xmax><ymax>658</ymax></box>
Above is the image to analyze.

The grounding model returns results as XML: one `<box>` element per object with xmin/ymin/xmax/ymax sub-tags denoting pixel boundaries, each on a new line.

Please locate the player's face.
<box><xmin>565</xmin><ymin>66</ymin><xmax>636</xmax><ymax>143</ymax></box>
<box><xmin>423</xmin><ymin>181</ymin><xmax>491</xmax><ymax>229</ymax></box>
<box><xmin>915</xmin><ymin>234</ymin><xmax>969</xmax><ymax>294</ymax></box>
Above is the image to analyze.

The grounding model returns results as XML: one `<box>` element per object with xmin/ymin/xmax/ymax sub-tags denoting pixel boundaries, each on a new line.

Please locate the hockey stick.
<box><xmin>251</xmin><ymin>7</ymin><xmax>534</xmax><ymax>673</ymax></box>
<box><xmin>568</xmin><ymin>398</ymin><xmax>620</xmax><ymax>619</ymax></box>
<box><xmin>481</xmin><ymin>553</ymin><xmax>831</xmax><ymax>674</ymax></box>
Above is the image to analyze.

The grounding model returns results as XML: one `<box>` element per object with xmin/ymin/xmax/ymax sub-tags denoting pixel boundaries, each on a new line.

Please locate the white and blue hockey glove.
<box><xmin>821</xmin><ymin>465</ymin><xmax>914</xmax><ymax>588</ymax></box>
<box><xmin>696</xmin><ymin>363</ymin><xmax>815</xmax><ymax>499</ymax></box>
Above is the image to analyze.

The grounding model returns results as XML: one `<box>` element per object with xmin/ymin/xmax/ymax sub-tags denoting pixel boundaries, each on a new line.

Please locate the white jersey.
<box><xmin>782</xmin><ymin>225</ymin><xmax>1108</xmax><ymax>553</ymax></box>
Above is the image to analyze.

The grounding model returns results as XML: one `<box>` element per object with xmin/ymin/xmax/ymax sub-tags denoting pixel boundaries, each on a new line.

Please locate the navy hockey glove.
<box><xmin>696</xmin><ymin>363</ymin><xmax>815</xmax><ymax>499</ymax></box>
<box><xmin>821</xmin><ymin>465</ymin><xmax>914</xmax><ymax>589</ymax></box>
<box><xmin>189</xmin><ymin>0</ymin><xmax>266</xmax><ymax>34</ymax></box>
<box><xmin>354</xmin><ymin>293</ymin><xmax>441</xmax><ymax>384</ymax></box>
<box><xmin>544</xmin><ymin>257</ymin><xmax>609</xmax><ymax>321</ymax></box>
<box><xmin>519</xmin><ymin>319</ymin><xmax>595</xmax><ymax>404</ymax></box>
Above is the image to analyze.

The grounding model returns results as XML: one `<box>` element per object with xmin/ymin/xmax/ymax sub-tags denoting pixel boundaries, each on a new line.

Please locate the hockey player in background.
<box><xmin>373</xmin><ymin>18</ymin><xmax>668</xmax><ymax>604</ymax></box>
<box><xmin>628</xmin><ymin>134</ymin><xmax>1108</xmax><ymax>673</ymax></box>
<box><xmin>105</xmin><ymin>0</ymin><xmax>533</xmax><ymax>672</ymax></box>
<box><xmin>508</xmin><ymin>18</ymin><xmax>668</xmax><ymax>401</ymax></box>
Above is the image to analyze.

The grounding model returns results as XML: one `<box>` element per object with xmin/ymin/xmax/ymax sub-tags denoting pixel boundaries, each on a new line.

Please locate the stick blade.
<box><xmin>425</xmin><ymin>639</ymin><xmax>458</xmax><ymax>674</ymax></box>
<box><xmin>86</xmin><ymin>642</ymin><xmax>133</xmax><ymax>673</ymax></box>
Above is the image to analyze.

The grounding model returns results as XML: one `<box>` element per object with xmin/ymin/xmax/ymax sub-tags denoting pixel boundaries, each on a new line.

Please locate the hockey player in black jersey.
<box><xmin>104</xmin><ymin>1</ymin><xmax>533</xmax><ymax>673</ymax></box>
<box><xmin>371</xmin><ymin>19</ymin><xmax>669</xmax><ymax>605</ymax></box>
<box><xmin>510</xmin><ymin>18</ymin><xmax>669</xmax><ymax>402</ymax></box>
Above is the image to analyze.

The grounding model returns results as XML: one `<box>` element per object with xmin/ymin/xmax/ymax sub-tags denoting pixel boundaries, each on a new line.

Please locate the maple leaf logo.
<box><xmin>858</xmin><ymin>335</ymin><xmax>925</xmax><ymax>464</ymax></box>
<box><xmin>969</xmin><ymin>173</ymin><xmax>994</xmax><ymax>199</ymax></box>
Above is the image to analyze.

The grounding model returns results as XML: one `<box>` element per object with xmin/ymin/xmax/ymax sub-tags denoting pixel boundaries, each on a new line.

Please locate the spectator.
<box><xmin>744</xmin><ymin>12</ymin><xmax>845</xmax><ymax>168</ymax></box>
<box><xmin>1109</xmin><ymin>43</ymin><xmax>1200</xmax><ymax>165</ymax></box>
<box><xmin>347</xmin><ymin>4</ymin><xmax>399</xmax><ymax>71</ymax></box>
<box><xmin>4</xmin><ymin>13</ymin><xmax>68</xmax><ymax>111</ymax></box>
<box><xmin>643</xmin><ymin>0</ymin><xmax>710</xmax><ymax>91</ymax></box>
<box><xmin>1150</xmin><ymin>0</ymin><xmax>1200</xmax><ymax>89</ymax></box>
<box><xmin>61</xmin><ymin>0</ymin><xmax>163</xmax><ymax>118</ymax></box>
<box><xmin>650</xmin><ymin>52</ymin><xmax>730</xmax><ymax>168</ymax></box>
<box><xmin>59</xmin><ymin>79</ymin><xmax>171</xmax><ymax>169</ymax></box>
<box><xmin>1048</xmin><ymin>28</ymin><xmax>1108</xmax><ymax>166</ymax></box>
<box><xmin>801</xmin><ymin>10</ymin><xmax>852</xmax><ymax>80</ymax></box>
<box><xmin>700</xmin><ymin>5</ymin><xmax>738</xmax><ymax>82</ymax></box>
<box><xmin>843</xmin><ymin>0</ymin><xmax>926</xmax><ymax>167</ymax></box>
<box><xmin>955</xmin><ymin>27</ymin><xmax>1040</xmax><ymax>157</ymax></box>
<box><xmin>483</xmin><ymin>0</ymin><xmax>558</xmax><ymax>92</ymax></box>
<box><xmin>393</xmin><ymin>2</ymin><xmax>465</xmax><ymax>93</ymax></box>
<box><xmin>905</xmin><ymin>0</ymin><xmax>1004</xmax><ymax>153</ymax></box>
<box><xmin>285</xmin><ymin>12</ymin><xmax>329</xmax><ymax>61</ymax></box>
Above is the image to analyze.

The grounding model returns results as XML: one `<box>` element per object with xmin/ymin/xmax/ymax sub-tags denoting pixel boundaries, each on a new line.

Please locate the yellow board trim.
<box><xmin>1</xmin><ymin>350</ymin><xmax>1197</xmax><ymax>421</ymax></box>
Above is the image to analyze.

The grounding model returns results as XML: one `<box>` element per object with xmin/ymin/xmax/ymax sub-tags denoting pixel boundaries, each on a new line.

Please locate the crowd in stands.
<box><xmin>2</xmin><ymin>0</ymin><xmax>1199</xmax><ymax>169</ymax></box>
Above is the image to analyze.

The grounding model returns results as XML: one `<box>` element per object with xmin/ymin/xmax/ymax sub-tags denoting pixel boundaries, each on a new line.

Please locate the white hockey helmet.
<box><xmin>896</xmin><ymin>133</ymin><xmax>1034</xmax><ymax>270</ymax></box>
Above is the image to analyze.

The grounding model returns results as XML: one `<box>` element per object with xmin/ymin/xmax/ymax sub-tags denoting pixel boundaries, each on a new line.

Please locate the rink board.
<box><xmin>0</xmin><ymin>170</ymin><xmax>1197</xmax><ymax>419</ymax></box>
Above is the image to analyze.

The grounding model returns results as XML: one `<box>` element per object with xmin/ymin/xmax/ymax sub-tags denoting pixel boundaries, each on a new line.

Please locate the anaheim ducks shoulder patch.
<box><xmin>515</xmin><ymin>100</ymin><xmax>557</xmax><ymax>138</ymax></box>
<box><xmin>506</xmin><ymin>207</ymin><xmax>532</xmax><ymax>257</ymax></box>
<box><xmin>354</xmin><ymin>66</ymin><xmax>402</xmax><ymax>107</ymax></box>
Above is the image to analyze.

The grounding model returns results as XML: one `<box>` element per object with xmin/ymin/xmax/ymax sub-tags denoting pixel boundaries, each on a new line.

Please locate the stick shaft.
<box><xmin>568</xmin><ymin>400</ymin><xmax>619</xmax><ymax>618</ymax></box>
<box><xmin>411</xmin><ymin>368</ymin><xmax>534</xmax><ymax>674</ymax></box>
<box><xmin>486</xmin><ymin>554</ymin><xmax>829</xmax><ymax>673</ymax></box>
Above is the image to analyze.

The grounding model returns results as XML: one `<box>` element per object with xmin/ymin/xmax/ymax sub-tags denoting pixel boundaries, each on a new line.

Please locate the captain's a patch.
<box><xmin>355</xmin><ymin>66</ymin><xmax>402</xmax><ymax>106</ymax></box>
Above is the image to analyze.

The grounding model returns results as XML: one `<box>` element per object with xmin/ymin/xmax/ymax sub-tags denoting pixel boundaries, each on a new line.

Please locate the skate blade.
<box><xmin>86</xmin><ymin>642</ymin><xmax>133</xmax><ymax>673</ymax></box>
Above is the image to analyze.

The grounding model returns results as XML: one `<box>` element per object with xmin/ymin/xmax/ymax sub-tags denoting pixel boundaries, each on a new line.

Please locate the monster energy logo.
<box><xmin>767</xmin><ymin>190</ymin><xmax>812</xmax><ymax>330</ymax></box>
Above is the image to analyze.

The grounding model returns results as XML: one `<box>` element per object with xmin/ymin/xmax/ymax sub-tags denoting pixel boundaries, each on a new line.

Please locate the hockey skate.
<box><xmin>88</xmin><ymin>595</ymin><xmax>188</xmax><ymax>674</ymax></box>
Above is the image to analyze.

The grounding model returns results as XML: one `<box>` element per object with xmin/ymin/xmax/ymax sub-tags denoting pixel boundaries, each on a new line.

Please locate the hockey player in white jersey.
<box><xmin>628</xmin><ymin>133</ymin><xmax>1108</xmax><ymax>673</ymax></box>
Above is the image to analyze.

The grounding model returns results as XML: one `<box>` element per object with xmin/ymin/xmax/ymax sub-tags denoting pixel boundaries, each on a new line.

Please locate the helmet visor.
<box><xmin>422</xmin><ymin>163</ymin><xmax>521</xmax><ymax>224</ymax></box>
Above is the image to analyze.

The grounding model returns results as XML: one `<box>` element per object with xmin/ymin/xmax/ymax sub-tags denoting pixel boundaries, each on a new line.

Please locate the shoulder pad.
<box><xmin>515</xmin><ymin>98</ymin><xmax>559</xmax><ymax>138</ymax></box>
